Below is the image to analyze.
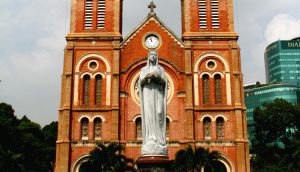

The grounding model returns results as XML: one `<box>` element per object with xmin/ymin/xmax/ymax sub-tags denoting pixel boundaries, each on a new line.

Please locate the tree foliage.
<box><xmin>252</xmin><ymin>98</ymin><xmax>300</xmax><ymax>171</ymax></box>
<box><xmin>81</xmin><ymin>142</ymin><xmax>135</xmax><ymax>172</ymax></box>
<box><xmin>171</xmin><ymin>145</ymin><xmax>221</xmax><ymax>172</ymax></box>
<box><xmin>0</xmin><ymin>102</ymin><xmax>58</xmax><ymax>172</ymax></box>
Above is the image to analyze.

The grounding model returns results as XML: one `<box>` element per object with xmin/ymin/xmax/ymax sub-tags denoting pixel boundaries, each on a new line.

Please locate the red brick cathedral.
<box><xmin>55</xmin><ymin>0</ymin><xmax>250</xmax><ymax>171</ymax></box>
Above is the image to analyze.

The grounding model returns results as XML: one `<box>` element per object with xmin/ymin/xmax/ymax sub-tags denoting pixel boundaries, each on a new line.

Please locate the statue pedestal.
<box><xmin>136</xmin><ymin>155</ymin><xmax>170</xmax><ymax>172</ymax></box>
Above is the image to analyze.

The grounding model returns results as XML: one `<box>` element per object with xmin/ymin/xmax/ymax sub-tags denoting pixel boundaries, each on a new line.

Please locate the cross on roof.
<box><xmin>148</xmin><ymin>1</ymin><xmax>156</xmax><ymax>15</ymax></box>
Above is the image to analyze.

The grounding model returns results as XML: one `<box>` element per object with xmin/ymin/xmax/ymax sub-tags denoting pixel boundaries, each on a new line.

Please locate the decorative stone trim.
<box><xmin>195</xmin><ymin>140</ymin><xmax>235</xmax><ymax>146</ymax></box>
<box><xmin>121</xmin><ymin>57</ymin><xmax>184</xmax><ymax>74</ymax></box>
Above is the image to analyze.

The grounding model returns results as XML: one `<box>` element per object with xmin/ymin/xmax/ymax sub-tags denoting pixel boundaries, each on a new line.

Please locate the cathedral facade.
<box><xmin>55</xmin><ymin>0</ymin><xmax>250</xmax><ymax>171</ymax></box>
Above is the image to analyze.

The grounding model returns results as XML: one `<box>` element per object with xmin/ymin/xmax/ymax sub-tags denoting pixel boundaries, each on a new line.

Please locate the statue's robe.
<box><xmin>139</xmin><ymin>57</ymin><xmax>168</xmax><ymax>156</ymax></box>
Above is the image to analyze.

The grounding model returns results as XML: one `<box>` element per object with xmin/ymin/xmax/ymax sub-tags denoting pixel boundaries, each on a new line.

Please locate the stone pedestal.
<box><xmin>136</xmin><ymin>156</ymin><xmax>170</xmax><ymax>172</ymax></box>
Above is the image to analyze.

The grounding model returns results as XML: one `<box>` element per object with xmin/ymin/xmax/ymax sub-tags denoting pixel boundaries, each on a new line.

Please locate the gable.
<box><xmin>120</xmin><ymin>15</ymin><xmax>185</xmax><ymax>73</ymax></box>
<box><xmin>121</xmin><ymin>15</ymin><xmax>184</xmax><ymax>48</ymax></box>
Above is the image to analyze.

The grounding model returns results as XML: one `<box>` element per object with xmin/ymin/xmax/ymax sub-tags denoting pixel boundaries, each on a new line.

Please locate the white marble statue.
<box><xmin>139</xmin><ymin>50</ymin><xmax>168</xmax><ymax>156</ymax></box>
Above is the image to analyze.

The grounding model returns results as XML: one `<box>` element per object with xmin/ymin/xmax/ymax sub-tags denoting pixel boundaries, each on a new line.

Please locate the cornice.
<box><xmin>182</xmin><ymin>32</ymin><xmax>239</xmax><ymax>40</ymax></box>
<box><xmin>66</xmin><ymin>32</ymin><xmax>122</xmax><ymax>41</ymax></box>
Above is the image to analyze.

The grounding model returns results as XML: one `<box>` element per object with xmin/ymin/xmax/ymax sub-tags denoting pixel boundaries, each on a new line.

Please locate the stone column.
<box><xmin>55</xmin><ymin>41</ymin><xmax>74</xmax><ymax>172</ymax></box>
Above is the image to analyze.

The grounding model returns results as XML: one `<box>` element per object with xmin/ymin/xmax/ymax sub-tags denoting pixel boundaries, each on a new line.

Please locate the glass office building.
<box><xmin>245</xmin><ymin>38</ymin><xmax>300</xmax><ymax>148</ymax></box>
<box><xmin>265</xmin><ymin>38</ymin><xmax>300</xmax><ymax>84</ymax></box>
<box><xmin>244</xmin><ymin>83</ymin><xmax>300</xmax><ymax>147</ymax></box>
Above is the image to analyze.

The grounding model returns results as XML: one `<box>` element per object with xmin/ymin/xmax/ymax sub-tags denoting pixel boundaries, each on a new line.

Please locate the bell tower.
<box><xmin>55</xmin><ymin>0</ymin><xmax>122</xmax><ymax>171</ymax></box>
<box><xmin>182</xmin><ymin>0</ymin><xmax>250</xmax><ymax>171</ymax></box>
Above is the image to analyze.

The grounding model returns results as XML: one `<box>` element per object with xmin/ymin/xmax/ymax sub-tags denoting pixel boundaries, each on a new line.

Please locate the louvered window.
<box><xmin>211</xmin><ymin>0</ymin><xmax>220</xmax><ymax>28</ymax></box>
<box><xmin>198</xmin><ymin>0</ymin><xmax>207</xmax><ymax>29</ymax></box>
<box><xmin>85</xmin><ymin>0</ymin><xmax>93</xmax><ymax>29</ymax></box>
<box><xmin>97</xmin><ymin>0</ymin><xmax>105</xmax><ymax>29</ymax></box>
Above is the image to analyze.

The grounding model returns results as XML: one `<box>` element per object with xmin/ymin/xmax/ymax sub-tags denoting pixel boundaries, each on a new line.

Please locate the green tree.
<box><xmin>17</xmin><ymin>116</ymin><xmax>47</xmax><ymax>171</ymax></box>
<box><xmin>194</xmin><ymin>147</ymin><xmax>221</xmax><ymax>172</ymax></box>
<box><xmin>82</xmin><ymin>142</ymin><xmax>134</xmax><ymax>172</ymax></box>
<box><xmin>0</xmin><ymin>147</ymin><xmax>24</xmax><ymax>172</ymax></box>
<box><xmin>42</xmin><ymin>121</ymin><xmax>58</xmax><ymax>171</ymax></box>
<box><xmin>172</xmin><ymin>145</ymin><xmax>194</xmax><ymax>172</ymax></box>
<box><xmin>252</xmin><ymin>98</ymin><xmax>300</xmax><ymax>171</ymax></box>
<box><xmin>0</xmin><ymin>103</ymin><xmax>24</xmax><ymax>171</ymax></box>
<box><xmin>171</xmin><ymin>145</ymin><xmax>221</xmax><ymax>172</ymax></box>
<box><xmin>0</xmin><ymin>102</ymin><xmax>58</xmax><ymax>172</ymax></box>
<box><xmin>0</xmin><ymin>103</ymin><xmax>20</xmax><ymax>151</ymax></box>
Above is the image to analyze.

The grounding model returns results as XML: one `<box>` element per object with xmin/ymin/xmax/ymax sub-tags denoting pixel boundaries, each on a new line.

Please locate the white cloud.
<box><xmin>0</xmin><ymin>0</ymin><xmax>69</xmax><ymax>125</ymax></box>
<box><xmin>1</xmin><ymin>0</ymin><xmax>300</xmax><ymax>125</ymax></box>
<box><xmin>265</xmin><ymin>14</ymin><xmax>300</xmax><ymax>43</ymax></box>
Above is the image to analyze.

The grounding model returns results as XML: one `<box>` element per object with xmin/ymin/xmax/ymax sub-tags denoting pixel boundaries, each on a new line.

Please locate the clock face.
<box><xmin>145</xmin><ymin>35</ymin><xmax>160</xmax><ymax>49</ymax></box>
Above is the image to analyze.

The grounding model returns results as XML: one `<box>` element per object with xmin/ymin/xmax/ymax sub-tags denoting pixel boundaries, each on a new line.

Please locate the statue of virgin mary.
<box><xmin>138</xmin><ymin>50</ymin><xmax>168</xmax><ymax>156</ymax></box>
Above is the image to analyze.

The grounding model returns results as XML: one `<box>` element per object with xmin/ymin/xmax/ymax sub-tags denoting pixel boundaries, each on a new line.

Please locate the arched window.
<box><xmin>83</xmin><ymin>75</ymin><xmax>90</xmax><ymax>105</ymax></box>
<box><xmin>216</xmin><ymin>117</ymin><xmax>224</xmax><ymax>139</ymax></box>
<box><xmin>95</xmin><ymin>75</ymin><xmax>102</xmax><ymax>105</ymax></box>
<box><xmin>203</xmin><ymin>74</ymin><xmax>210</xmax><ymax>104</ymax></box>
<box><xmin>166</xmin><ymin>118</ymin><xmax>170</xmax><ymax>140</ymax></box>
<box><xmin>204</xmin><ymin>161</ymin><xmax>227</xmax><ymax>172</ymax></box>
<box><xmin>94</xmin><ymin>118</ymin><xmax>102</xmax><ymax>140</ymax></box>
<box><xmin>203</xmin><ymin>117</ymin><xmax>211</xmax><ymax>139</ymax></box>
<box><xmin>79</xmin><ymin>161</ymin><xmax>90</xmax><ymax>172</ymax></box>
<box><xmin>81</xmin><ymin>118</ymin><xmax>89</xmax><ymax>140</ymax></box>
<box><xmin>214</xmin><ymin>74</ymin><xmax>222</xmax><ymax>104</ymax></box>
<box><xmin>136</xmin><ymin>117</ymin><xmax>142</xmax><ymax>141</ymax></box>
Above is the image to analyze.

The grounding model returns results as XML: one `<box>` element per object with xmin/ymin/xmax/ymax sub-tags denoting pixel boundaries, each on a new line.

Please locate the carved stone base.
<box><xmin>136</xmin><ymin>155</ymin><xmax>170</xmax><ymax>172</ymax></box>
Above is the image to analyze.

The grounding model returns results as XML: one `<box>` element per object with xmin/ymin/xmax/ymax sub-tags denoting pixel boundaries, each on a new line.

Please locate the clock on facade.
<box><xmin>144</xmin><ymin>34</ymin><xmax>160</xmax><ymax>49</ymax></box>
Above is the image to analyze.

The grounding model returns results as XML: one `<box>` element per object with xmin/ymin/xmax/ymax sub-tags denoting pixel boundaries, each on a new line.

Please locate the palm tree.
<box><xmin>82</xmin><ymin>142</ymin><xmax>134</xmax><ymax>172</ymax></box>
<box><xmin>194</xmin><ymin>147</ymin><xmax>221</xmax><ymax>172</ymax></box>
<box><xmin>172</xmin><ymin>145</ymin><xmax>194</xmax><ymax>172</ymax></box>
<box><xmin>172</xmin><ymin>145</ymin><xmax>221</xmax><ymax>172</ymax></box>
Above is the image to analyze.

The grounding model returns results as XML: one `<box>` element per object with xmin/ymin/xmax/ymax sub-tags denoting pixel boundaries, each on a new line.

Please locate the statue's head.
<box><xmin>148</xmin><ymin>50</ymin><xmax>158</xmax><ymax>65</ymax></box>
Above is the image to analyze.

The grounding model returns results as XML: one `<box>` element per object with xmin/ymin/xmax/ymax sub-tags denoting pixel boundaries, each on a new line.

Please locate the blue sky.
<box><xmin>1</xmin><ymin>0</ymin><xmax>300</xmax><ymax>126</ymax></box>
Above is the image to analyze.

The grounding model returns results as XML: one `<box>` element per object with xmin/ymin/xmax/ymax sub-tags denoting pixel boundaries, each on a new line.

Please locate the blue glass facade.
<box><xmin>244</xmin><ymin>83</ymin><xmax>300</xmax><ymax>147</ymax></box>
<box><xmin>245</xmin><ymin>38</ymin><xmax>300</xmax><ymax>148</ymax></box>
<box><xmin>265</xmin><ymin>39</ymin><xmax>300</xmax><ymax>84</ymax></box>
